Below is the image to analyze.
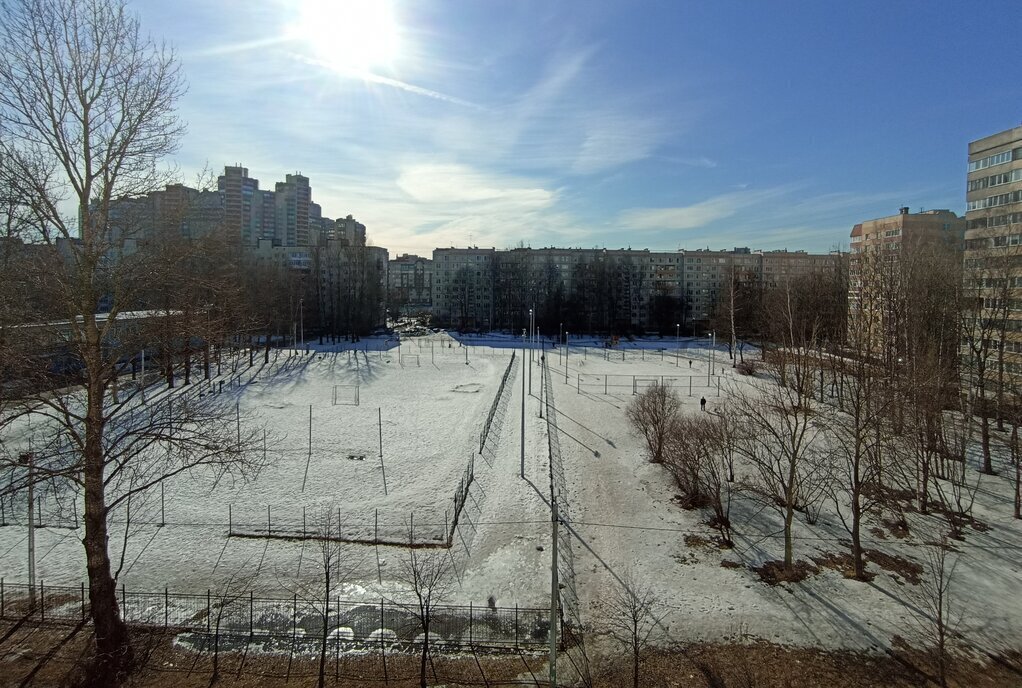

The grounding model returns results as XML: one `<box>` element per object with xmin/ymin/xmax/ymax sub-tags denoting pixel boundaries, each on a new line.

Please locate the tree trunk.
<box><xmin>319</xmin><ymin>570</ymin><xmax>330</xmax><ymax>688</ymax></box>
<box><xmin>83</xmin><ymin>386</ymin><xmax>133</xmax><ymax>685</ymax></box>
<box><xmin>981</xmin><ymin>413</ymin><xmax>992</xmax><ymax>474</ymax></box>
<box><xmin>632</xmin><ymin>638</ymin><xmax>640</xmax><ymax>688</ymax></box>
<box><xmin>783</xmin><ymin>503</ymin><xmax>794</xmax><ymax>569</ymax></box>
<box><xmin>1013</xmin><ymin>425</ymin><xmax>1020</xmax><ymax>520</ymax></box>
<box><xmin>419</xmin><ymin>622</ymin><xmax>429</xmax><ymax>688</ymax></box>
<box><xmin>851</xmin><ymin>494</ymin><xmax>864</xmax><ymax>579</ymax></box>
<box><xmin>203</xmin><ymin>343</ymin><xmax>210</xmax><ymax>381</ymax></box>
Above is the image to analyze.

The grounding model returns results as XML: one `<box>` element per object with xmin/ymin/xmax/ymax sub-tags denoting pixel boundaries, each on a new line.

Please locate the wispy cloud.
<box><xmin>572</xmin><ymin>111</ymin><xmax>664</xmax><ymax>174</ymax></box>
<box><xmin>287</xmin><ymin>53</ymin><xmax>483</xmax><ymax>108</ymax></box>
<box><xmin>396</xmin><ymin>163</ymin><xmax>554</xmax><ymax>207</ymax></box>
<box><xmin>618</xmin><ymin>187</ymin><xmax>792</xmax><ymax>231</ymax></box>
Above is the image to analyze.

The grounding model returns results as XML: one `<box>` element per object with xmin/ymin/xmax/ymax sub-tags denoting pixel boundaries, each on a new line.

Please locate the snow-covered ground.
<box><xmin>1</xmin><ymin>332</ymin><xmax>1020</xmax><ymax>656</ymax></box>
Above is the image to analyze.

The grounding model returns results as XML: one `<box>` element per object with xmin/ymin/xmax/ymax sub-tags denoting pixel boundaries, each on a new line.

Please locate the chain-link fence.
<box><xmin>0</xmin><ymin>580</ymin><xmax>550</xmax><ymax>651</ymax></box>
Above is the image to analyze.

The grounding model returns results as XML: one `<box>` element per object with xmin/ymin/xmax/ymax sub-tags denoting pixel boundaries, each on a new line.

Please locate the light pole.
<box><xmin>528</xmin><ymin>309</ymin><xmax>534</xmax><ymax>395</ymax></box>
<box><xmin>564</xmin><ymin>331</ymin><xmax>569</xmax><ymax>383</ymax></box>
<box><xmin>521</xmin><ymin>329</ymin><xmax>526</xmax><ymax>479</ymax></box>
<box><xmin>711</xmin><ymin>330</ymin><xmax>716</xmax><ymax>376</ymax></box>
<box><xmin>675</xmin><ymin>323</ymin><xmax>680</xmax><ymax>367</ymax></box>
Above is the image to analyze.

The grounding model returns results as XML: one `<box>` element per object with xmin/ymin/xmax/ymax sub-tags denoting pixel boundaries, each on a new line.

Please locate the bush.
<box><xmin>735</xmin><ymin>361</ymin><xmax>756</xmax><ymax>376</ymax></box>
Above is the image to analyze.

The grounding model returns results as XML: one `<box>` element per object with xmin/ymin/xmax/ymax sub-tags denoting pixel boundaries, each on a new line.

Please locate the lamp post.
<box><xmin>675</xmin><ymin>323</ymin><xmax>680</xmax><ymax>367</ymax></box>
<box><xmin>528</xmin><ymin>309</ymin><xmax>534</xmax><ymax>395</ymax></box>
<box><xmin>711</xmin><ymin>330</ymin><xmax>716</xmax><ymax>376</ymax></box>
<box><xmin>521</xmin><ymin>329</ymin><xmax>526</xmax><ymax>479</ymax></box>
<box><xmin>564</xmin><ymin>331</ymin><xmax>569</xmax><ymax>383</ymax></box>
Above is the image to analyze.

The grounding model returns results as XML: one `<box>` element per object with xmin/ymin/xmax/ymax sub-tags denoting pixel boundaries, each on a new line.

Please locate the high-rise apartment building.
<box><xmin>274</xmin><ymin>173</ymin><xmax>311</xmax><ymax>247</ymax></box>
<box><xmin>218</xmin><ymin>165</ymin><xmax>261</xmax><ymax>246</ymax></box>
<box><xmin>963</xmin><ymin>125</ymin><xmax>1022</xmax><ymax>376</ymax></box>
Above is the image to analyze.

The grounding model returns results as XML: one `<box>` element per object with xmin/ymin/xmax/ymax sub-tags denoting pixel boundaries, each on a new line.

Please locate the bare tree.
<box><xmin>306</xmin><ymin>509</ymin><xmax>367</xmax><ymax>686</ymax></box>
<box><xmin>733</xmin><ymin>280</ymin><xmax>828</xmax><ymax>569</ymax></box>
<box><xmin>663</xmin><ymin>413</ymin><xmax>711</xmax><ymax>507</ymax></box>
<box><xmin>826</xmin><ymin>335</ymin><xmax>889</xmax><ymax>579</ymax></box>
<box><xmin>626</xmin><ymin>383</ymin><xmax>681</xmax><ymax>464</ymax></box>
<box><xmin>398</xmin><ymin>546</ymin><xmax>455</xmax><ymax>688</ymax></box>
<box><xmin>603</xmin><ymin>573</ymin><xmax>667</xmax><ymax>688</ymax></box>
<box><xmin>0</xmin><ymin>3</ymin><xmax>272</xmax><ymax>683</ymax></box>
<box><xmin>209</xmin><ymin>560</ymin><xmax>264</xmax><ymax>686</ymax></box>
<box><xmin>914</xmin><ymin>538</ymin><xmax>960</xmax><ymax>688</ymax></box>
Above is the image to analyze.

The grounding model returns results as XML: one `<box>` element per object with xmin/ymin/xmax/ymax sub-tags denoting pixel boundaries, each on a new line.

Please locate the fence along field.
<box><xmin>0</xmin><ymin>342</ymin><xmax>515</xmax><ymax>583</ymax></box>
<box><xmin>0</xmin><ymin>581</ymin><xmax>551</xmax><ymax>651</ymax></box>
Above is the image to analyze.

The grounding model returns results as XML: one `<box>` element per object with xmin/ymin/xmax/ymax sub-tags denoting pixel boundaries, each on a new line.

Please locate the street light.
<box><xmin>528</xmin><ymin>309</ymin><xmax>534</xmax><ymax>395</ymax></box>
<box><xmin>675</xmin><ymin>323</ymin><xmax>680</xmax><ymax>367</ymax></box>
<box><xmin>521</xmin><ymin>328</ymin><xmax>526</xmax><ymax>479</ymax></box>
<box><xmin>564</xmin><ymin>331</ymin><xmax>569</xmax><ymax>383</ymax></box>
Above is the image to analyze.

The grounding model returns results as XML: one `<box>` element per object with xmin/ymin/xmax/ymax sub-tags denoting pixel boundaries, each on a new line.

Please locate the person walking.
<box><xmin>700</xmin><ymin>396</ymin><xmax>706</xmax><ymax>412</ymax></box>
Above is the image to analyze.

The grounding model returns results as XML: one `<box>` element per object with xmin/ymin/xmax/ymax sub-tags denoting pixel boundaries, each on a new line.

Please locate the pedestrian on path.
<box><xmin>700</xmin><ymin>396</ymin><xmax>706</xmax><ymax>412</ymax></box>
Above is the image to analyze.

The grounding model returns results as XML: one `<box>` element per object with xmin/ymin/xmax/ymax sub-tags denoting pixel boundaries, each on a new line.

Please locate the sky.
<box><xmin>131</xmin><ymin>0</ymin><xmax>1022</xmax><ymax>258</ymax></box>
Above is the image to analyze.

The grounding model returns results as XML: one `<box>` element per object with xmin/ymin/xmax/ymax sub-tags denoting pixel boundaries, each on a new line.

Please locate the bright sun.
<box><xmin>293</xmin><ymin>0</ymin><xmax>399</xmax><ymax>75</ymax></box>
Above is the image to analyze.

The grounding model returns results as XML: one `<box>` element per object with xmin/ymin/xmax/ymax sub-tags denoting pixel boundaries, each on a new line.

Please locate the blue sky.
<box><xmin>133</xmin><ymin>0</ymin><xmax>1021</xmax><ymax>257</ymax></box>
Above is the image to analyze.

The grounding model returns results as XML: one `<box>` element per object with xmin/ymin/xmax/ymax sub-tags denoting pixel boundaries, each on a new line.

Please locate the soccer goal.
<box><xmin>400</xmin><ymin>354</ymin><xmax>420</xmax><ymax>367</ymax></box>
<box><xmin>632</xmin><ymin>377</ymin><xmax>662</xmax><ymax>395</ymax></box>
<box><xmin>332</xmin><ymin>384</ymin><xmax>360</xmax><ymax>406</ymax></box>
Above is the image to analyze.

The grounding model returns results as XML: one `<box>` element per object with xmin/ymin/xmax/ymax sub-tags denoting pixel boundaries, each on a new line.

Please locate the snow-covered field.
<box><xmin>2</xmin><ymin>332</ymin><xmax>1021</xmax><ymax>657</ymax></box>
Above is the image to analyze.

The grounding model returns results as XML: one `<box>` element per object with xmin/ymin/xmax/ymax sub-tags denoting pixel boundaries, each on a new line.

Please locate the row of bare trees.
<box><xmin>630</xmin><ymin>242</ymin><xmax>1017</xmax><ymax>581</ymax></box>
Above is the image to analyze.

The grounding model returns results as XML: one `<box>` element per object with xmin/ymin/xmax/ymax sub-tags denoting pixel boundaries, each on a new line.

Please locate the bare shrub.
<box><xmin>627</xmin><ymin>383</ymin><xmax>681</xmax><ymax>464</ymax></box>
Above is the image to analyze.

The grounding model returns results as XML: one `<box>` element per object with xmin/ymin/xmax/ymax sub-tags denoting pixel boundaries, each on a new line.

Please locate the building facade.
<box><xmin>848</xmin><ymin>207</ymin><xmax>964</xmax><ymax>359</ymax></box>
<box><xmin>388</xmin><ymin>254</ymin><xmax>433</xmax><ymax>316</ymax></box>
<box><xmin>432</xmin><ymin>246</ymin><xmax>840</xmax><ymax>334</ymax></box>
<box><xmin>963</xmin><ymin>125</ymin><xmax>1022</xmax><ymax>378</ymax></box>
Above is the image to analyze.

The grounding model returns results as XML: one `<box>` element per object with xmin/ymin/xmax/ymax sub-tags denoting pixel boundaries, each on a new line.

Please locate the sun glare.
<box><xmin>293</xmin><ymin>0</ymin><xmax>399</xmax><ymax>75</ymax></box>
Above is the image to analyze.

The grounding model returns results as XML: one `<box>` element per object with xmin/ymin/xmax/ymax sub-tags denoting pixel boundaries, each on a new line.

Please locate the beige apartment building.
<box><xmin>848</xmin><ymin>207</ymin><xmax>964</xmax><ymax>357</ymax></box>
<box><xmin>963</xmin><ymin>125</ymin><xmax>1022</xmax><ymax>377</ymax></box>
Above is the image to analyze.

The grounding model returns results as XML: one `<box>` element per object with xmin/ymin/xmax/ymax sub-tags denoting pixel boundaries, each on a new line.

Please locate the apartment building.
<box><xmin>432</xmin><ymin>246</ymin><xmax>838</xmax><ymax>334</ymax></box>
<box><xmin>963</xmin><ymin>125</ymin><xmax>1022</xmax><ymax>377</ymax></box>
<box><xmin>848</xmin><ymin>207</ymin><xmax>964</xmax><ymax>357</ymax></box>
<box><xmin>431</xmin><ymin>248</ymin><xmax>495</xmax><ymax>330</ymax></box>
<box><xmin>388</xmin><ymin>254</ymin><xmax>433</xmax><ymax>316</ymax></box>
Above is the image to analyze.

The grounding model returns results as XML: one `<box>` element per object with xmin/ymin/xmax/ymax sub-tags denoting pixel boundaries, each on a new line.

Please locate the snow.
<box><xmin>2</xmin><ymin>333</ymin><xmax>1021</xmax><ymax>656</ymax></box>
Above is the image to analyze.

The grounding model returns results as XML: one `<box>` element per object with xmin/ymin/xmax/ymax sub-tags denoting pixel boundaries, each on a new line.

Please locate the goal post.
<box><xmin>332</xmin><ymin>384</ymin><xmax>360</xmax><ymax>406</ymax></box>
<box><xmin>632</xmin><ymin>377</ymin><xmax>660</xmax><ymax>395</ymax></box>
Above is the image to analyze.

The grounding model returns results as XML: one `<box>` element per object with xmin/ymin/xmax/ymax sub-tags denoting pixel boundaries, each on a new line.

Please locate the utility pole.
<box><xmin>549</xmin><ymin>497</ymin><xmax>559</xmax><ymax>688</ymax></box>
<box><xmin>521</xmin><ymin>329</ymin><xmax>526</xmax><ymax>479</ymax></box>
<box><xmin>19</xmin><ymin>452</ymin><xmax>35</xmax><ymax>609</ymax></box>
<box><xmin>528</xmin><ymin>309</ymin><xmax>533</xmax><ymax>395</ymax></box>
<box><xmin>711</xmin><ymin>331</ymin><xmax>716</xmax><ymax>376</ymax></box>
<box><xmin>539</xmin><ymin>348</ymin><xmax>545</xmax><ymax>419</ymax></box>
<box><xmin>564</xmin><ymin>332</ymin><xmax>569</xmax><ymax>383</ymax></box>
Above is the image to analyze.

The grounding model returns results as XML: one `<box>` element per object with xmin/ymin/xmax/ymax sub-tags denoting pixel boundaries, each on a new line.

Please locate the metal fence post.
<box><xmin>40</xmin><ymin>581</ymin><xmax>45</xmax><ymax>621</ymax></box>
<box><xmin>207</xmin><ymin>589</ymin><xmax>211</xmax><ymax>633</ymax></box>
<box><xmin>82</xmin><ymin>582</ymin><xmax>86</xmax><ymax>621</ymax></box>
<box><xmin>514</xmin><ymin>604</ymin><xmax>519</xmax><ymax>649</ymax></box>
<box><xmin>469</xmin><ymin>601</ymin><xmax>473</xmax><ymax>645</ymax></box>
<box><xmin>249</xmin><ymin>591</ymin><xmax>254</xmax><ymax>637</ymax></box>
<box><xmin>1</xmin><ymin>578</ymin><xmax>4</xmax><ymax>619</ymax></box>
<box><xmin>164</xmin><ymin>587</ymin><xmax>169</xmax><ymax>630</ymax></box>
